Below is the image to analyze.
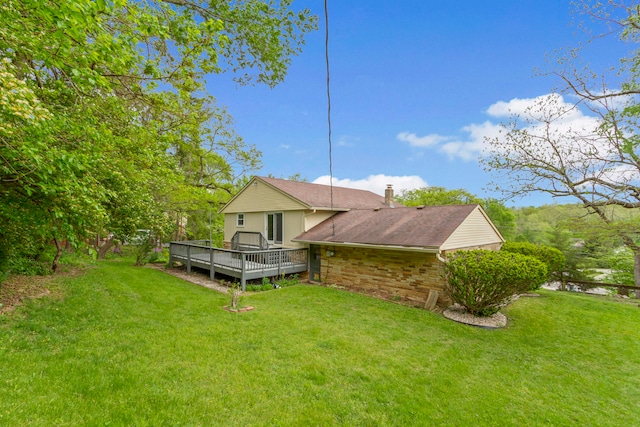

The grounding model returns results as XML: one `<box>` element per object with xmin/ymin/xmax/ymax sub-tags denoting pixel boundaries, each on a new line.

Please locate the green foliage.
<box><xmin>0</xmin><ymin>220</ymin><xmax>57</xmax><ymax>276</ymax></box>
<box><xmin>245</xmin><ymin>274</ymin><xmax>300</xmax><ymax>292</ymax></box>
<box><xmin>511</xmin><ymin>203</ymin><xmax>640</xmax><ymax>281</ymax></box>
<box><xmin>0</xmin><ymin>239</ymin><xmax>9</xmax><ymax>281</ymax></box>
<box><xmin>6</xmin><ymin>257</ymin><xmax>52</xmax><ymax>277</ymax></box>
<box><xmin>444</xmin><ymin>250</ymin><xmax>547</xmax><ymax>316</ymax></box>
<box><xmin>482</xmin><ymin>198</ymin><xmax>516</xmax><ymax>240</ymax></box>
<box><xmin>0</xmin><ymin>0</ymin><xmax>316</xmax><ymax>273</ymax></box>
<box><xmin>134</xmin><ymin>233</ymin><xmax>157</xmax><ymax>267</ymax></box>
<box><xmin>245</xmin><ymin>283</ymin><xmax>275</xmax><ymax>292</ymax></box>
<box><xmin>275</xmin><ymin>273</ymin><xmax>300</xmax><ymax>288</ymax></box>
<box><xmin>501</xmin><ymin>241</ymin><xmax>565</xmax><ymax>283</ymax></box>
<box><xmin>606</xmin><ymin>248</ymin><xmax>635</xmax><ymax>285</ymax></box>
<box><xmin>397</xmin><ymin>186</ymin><xmax>481</xmax><ymax>206</ymax></box>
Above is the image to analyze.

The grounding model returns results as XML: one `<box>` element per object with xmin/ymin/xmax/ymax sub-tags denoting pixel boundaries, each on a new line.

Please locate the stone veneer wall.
<box><xmin>319</xmin><ymin>246</ymin><xmax>451</xmax><ymax>308</ymax></box>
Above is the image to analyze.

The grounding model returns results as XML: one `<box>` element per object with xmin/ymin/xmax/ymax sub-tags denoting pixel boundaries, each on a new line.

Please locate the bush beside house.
<box><xmin>444</xmin><ymin>249</ymin><xmax>547</xmax><ymax>316</ymax></box>
<box><xmin>501</xmin><ymin>241</ymin><xmax>565</xmax><ymax>283</ymax></box>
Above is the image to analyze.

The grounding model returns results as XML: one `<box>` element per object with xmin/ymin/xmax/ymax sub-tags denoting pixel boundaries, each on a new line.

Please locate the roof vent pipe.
<box><xmin>384</xmin><ymin>184</ymin><xmax>394</xmax><ymax>208</ymax></box>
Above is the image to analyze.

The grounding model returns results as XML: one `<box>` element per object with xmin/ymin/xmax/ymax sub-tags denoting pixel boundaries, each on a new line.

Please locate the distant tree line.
<box><xmin>396</xmin><ymin>187</ymin><xmax>638</xmax><ymax>285</ymax></box>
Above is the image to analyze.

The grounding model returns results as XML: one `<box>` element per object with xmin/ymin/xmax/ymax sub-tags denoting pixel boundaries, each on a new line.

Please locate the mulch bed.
<box><xmin>442</xmin><ymin>305</ymin><xmax>508</xmax><ymax>329</ymax></box>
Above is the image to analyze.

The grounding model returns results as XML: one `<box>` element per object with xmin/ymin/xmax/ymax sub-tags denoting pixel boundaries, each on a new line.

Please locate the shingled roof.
<box><xmin>258</xmin><ymin>176</ymin><xmax>389</xmax><ymax>210</ymax></box>
<box><xmin>293</xmin><ymin>204</ymin><xmax>489</xmax><ymax>250</ymax></box>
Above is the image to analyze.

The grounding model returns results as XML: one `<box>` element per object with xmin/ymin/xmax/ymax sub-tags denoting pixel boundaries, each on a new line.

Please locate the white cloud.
<box><xmin>313</xmin><ymin>174</ymin><xmax>428</xmax><ymax>195</ymax></box>
<box><xmin>486</xmin><ymin>94</ymin><xmax>560</xmax><ymax>117</ymax></box>
<box><xmin>440</xmin><ymin>121</ymin><xmax>502</xmax><ymax>161</ymax></box>
<box><xmin>279</xmin><ymin>144</ymin><xmax>290</xmax><ymax>150</ymax></box>
<box><xmin>486</xmin><ymin>93</ymin><xmax>584</xmax><ymax>123</ymax></box>
<box><xmin>397</xmin><ymin>121</ymin><xmax>502</xmax><ymax>162</ymax></box>
<box><xmin>397</xmin><ymin>131</ymin><xmax>450</xmax><ymax>147</ymax></box>
<box><xmin>399</xmin><ymin>93</ymin><xmax>609</xmax><ymax>162</ymax></box>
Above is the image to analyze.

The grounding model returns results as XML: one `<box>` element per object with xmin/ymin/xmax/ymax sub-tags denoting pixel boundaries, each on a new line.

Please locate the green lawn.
<box><xmin>1</xmin><ymin>260</ymin><xmax>639</xmax><ymax>426</ymax></box>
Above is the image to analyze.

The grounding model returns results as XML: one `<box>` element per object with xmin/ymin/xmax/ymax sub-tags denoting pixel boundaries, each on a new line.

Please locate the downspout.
<box><xmin>303</xmin><ymin>209</ymin><xmax>317</xmax><ymax>231</ymax></box>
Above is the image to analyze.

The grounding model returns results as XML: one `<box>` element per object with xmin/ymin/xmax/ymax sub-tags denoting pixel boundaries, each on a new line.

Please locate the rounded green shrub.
<box><xmin>443</xmin><ymin>249</ymin><xmax>547</xmax><ymax>317</ymax></box>
<box><xmin>501</xmin><ymin>241</ymin><xmax>566</xmax><ymax>284</ymax></box>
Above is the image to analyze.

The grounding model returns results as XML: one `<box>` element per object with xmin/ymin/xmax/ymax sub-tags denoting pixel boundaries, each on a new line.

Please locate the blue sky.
<box><xmin>207</xmin><ymin>0</ymin><xmax>630</xmax><ymax>206</ymax></box>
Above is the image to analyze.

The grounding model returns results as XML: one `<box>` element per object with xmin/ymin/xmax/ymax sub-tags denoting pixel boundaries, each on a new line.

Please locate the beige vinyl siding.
<box><xmin>224</xmin><ymin>211</ymin><xmax>308</xmax><ymax>248</ymax></box>
<box><xmin>440</xmin><ymin>207</ymin><xmax>504</xmax><ymax>250</ymax></box>
<box><xmin>283</xmin><ymin>211</ymin><xmax>305</xmax><ymax>247</ymax></box>
<box><xmin>223</xmin><ymin>212</ymin><xmax>267</xmax><ymax>243</ymax></box>
<box><xmin>303</xmin><ymin>210</ymin><xmax>335</xmax><ymax>232</ymax></box>
<box><xmin>221</xmin><ymin>180</ymin><xmax>307</xmax><ymax>213</ymax></box>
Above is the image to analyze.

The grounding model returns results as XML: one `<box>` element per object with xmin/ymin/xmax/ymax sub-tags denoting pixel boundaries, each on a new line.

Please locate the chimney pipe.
<box><xmin>384</xmin><ymin>184</ymin><xmax>394</xmax><ymax>208</ymax></box>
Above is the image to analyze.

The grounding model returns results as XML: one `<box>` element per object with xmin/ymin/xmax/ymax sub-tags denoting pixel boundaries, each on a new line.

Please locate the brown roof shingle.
<box><xmin>293</xmin><ymin>205</ymin><xmax>479</xmax><ymax>249</ymax></box>
<box><xmin>259</xmin><ymin>176</ymin><xmax>388</xmax><ymax>210</ymax></box>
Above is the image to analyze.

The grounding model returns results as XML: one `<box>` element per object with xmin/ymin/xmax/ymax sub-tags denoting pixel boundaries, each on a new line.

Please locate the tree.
<box><xmin>396</xmin><ymin>186</ymin><xmax>516</xmax><ymax>240</ymax></box>
<box><xmin>484</xmin><ymin>1</ymin><xmax>640</xmax><ymax>287</ymax></box>
<box><xmin>397</xmin><ymin>186</ymin><xmax>481</xmax><ymax>206</ymax></box>
<box><xmin>0</xmin><ymin>1</ymin><xmax>316</xmax><ymax>274</ymax></box>
<box><xmin>482</xmin><ymin>198</ymin><xmax>517</xmax><ymax>241</ymax></box>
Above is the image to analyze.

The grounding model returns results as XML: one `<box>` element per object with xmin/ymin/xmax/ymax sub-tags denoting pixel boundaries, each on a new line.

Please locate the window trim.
<box><xmin>236</xmin><ymin>213</ymin><xmax>245</xmax><ymax>227</ymax></box>
<box><xmin>266</xmin><ymin>212</ymin><xmax>284</xmax><ymax>244</ymax></box>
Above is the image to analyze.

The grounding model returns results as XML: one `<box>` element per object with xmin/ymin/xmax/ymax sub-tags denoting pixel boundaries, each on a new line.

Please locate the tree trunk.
<box><xmin>97</xmin><ymin>235</ymin><xmax>115</xmax><ymax>259</ymax></box>
<box><xmin>52</xmin><ymin>238</ymin><xmax>64</xmax><ymax>272</ymax></box>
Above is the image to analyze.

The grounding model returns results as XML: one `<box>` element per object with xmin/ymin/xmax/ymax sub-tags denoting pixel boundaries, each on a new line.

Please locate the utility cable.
<box><xmin>324</xmin><ymin>0</ymin><xmax>335</xmax><ymax>236</ymax></box>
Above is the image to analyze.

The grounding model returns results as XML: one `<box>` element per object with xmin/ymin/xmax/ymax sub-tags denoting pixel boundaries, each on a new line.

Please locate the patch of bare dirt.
<box><xmin>1</xmin><ymin>275</ymin><xmax>56</xmax><ymax>315</ymax></box>
<box><xmin>0</xmin><ymin>268</ymin><xmax>86</xmax><ymax>315</ymax></box>
<box><xmin>146</xmin><ymin>264</ymin><xmax>230</xmax><ymax>294</ymax></box>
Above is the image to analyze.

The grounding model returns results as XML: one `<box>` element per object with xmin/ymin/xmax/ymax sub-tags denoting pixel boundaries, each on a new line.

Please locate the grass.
<box><xmin>1</xmin><ymin>260</ymin><xmax>640</xmax><ymax>426</ymax></box>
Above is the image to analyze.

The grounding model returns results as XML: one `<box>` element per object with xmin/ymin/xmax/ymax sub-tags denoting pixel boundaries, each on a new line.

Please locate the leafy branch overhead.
<box><xmin>0</xmin><ymin>0</ymin><xmax>317</xmax><ymax>272</ymax></box>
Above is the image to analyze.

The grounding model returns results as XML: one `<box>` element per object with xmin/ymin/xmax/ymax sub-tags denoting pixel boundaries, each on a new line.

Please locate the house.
<box><xmin>219</xmin><ymin>176</ymin><xmax>505</xmax><ymax>308</ymax></box>
<box><xmin>220</xmin><ymin>176</ymin><xmax>391</xmax><ymax>248</ymax></box>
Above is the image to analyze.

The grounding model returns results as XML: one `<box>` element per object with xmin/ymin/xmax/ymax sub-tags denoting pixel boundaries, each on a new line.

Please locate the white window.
<box><xmin>237</xmin><ymin>213</ymin><xmax>245</xmax><ymax>227</ymax></box>
<box><xmin>266</xmin><ymin>212</ymin><xmax>283</xmax><ymax>244</ymax></box>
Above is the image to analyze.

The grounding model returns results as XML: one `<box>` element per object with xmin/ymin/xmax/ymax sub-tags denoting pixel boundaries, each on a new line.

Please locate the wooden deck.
<box><xmin>169</xmin><ymin>241</ymin><xmax>308</xmax><ymax>291</ymax></box>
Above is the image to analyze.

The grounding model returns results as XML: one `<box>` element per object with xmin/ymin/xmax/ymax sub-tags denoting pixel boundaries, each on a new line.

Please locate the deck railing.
<box><xmin>169</xmin><ymin>241</ymin><xmax>308</xmax><ymax>291</ymax></box>
<box><xmin>230</xmin><ymin>231</ymin><xmax>269</xmax><ymax>251</ymax></box>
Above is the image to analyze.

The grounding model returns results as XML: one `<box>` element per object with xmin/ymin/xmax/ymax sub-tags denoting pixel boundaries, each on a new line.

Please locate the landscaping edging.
<box><xmin>223</xmin><ymin>305</ymin><xmax>254</xmax><ymax>313</ymax></box>
<box><xmin>443</xmin><ymin>306</ymin><xmax>507</xmax><ymax>329</ymax></box>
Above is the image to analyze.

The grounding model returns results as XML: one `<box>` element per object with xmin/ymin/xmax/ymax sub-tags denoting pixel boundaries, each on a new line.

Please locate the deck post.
<box><xmin>186</xmin><ymin>244</ymin><xmax>191</xmax><ymax>273</ymax></box>
<box><xmin>277</xmin><ymin>249</ymin><xmax>282</xmax><ymax>276</ymax></box>
<box><xmin>168</xmin><ymin>243</ymin><xmax>173</xmax><ymax>268</ymax></box>
<box><xmin>209</xmin><ymin>247</ymin><xmax>215</xmax><ymax>280</ymax></box>
<box><xmin>241</xmin><ymin>252</ymin><xmax>247</xmax><ymax>291</ymax></box>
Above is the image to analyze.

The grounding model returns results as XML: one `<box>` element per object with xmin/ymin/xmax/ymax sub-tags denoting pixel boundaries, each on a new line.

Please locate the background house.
<box><xmin>220</xmin><ymin>176</ymin><xmax>504</xmax><ymax>308</ymax></box>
